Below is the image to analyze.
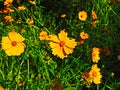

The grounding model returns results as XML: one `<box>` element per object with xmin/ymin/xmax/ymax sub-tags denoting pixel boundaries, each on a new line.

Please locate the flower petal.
<box><xmin>50</xmin><ymin>35</ymin><xmax>60</xmax><ymax>43</ymax></box>
<box><xmin>49</xmin><ymin>42</ymin><xmax>60</xmax><ymax>48</ymax></box>
<box><xmin>58</xmin><ymin>30</ymin><xmax>68</xmax><ymax>41</ymax></box>
<box><xmin>65</xmin><ymin>39</ymin><xmax>77</xmax><ymax>48</ymax></box>
<box><xmin>8</xmin><ymin>31</ymin><xmax>25</xmax><ymax>42</ymax></box>
<box><xmin>63</xmin><ymin>46</ymin><xmax>73</xmax><ymax>54</ymax></box>
<box><xmin>1</xmin><ymin>37</ymin><xmax>11</xmax><ymax>44</ymax></box>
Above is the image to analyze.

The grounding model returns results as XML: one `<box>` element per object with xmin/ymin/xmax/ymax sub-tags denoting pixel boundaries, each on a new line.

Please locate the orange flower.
<box><xmin>90</xmin><ymin>21</ymin><xmax>97</xmax><ymax>28</ymax></box>
<box><xmin>117</xmin><ymin>55</ymin><xmax>120</xmax><ymax>61</ymax></box>
<box><xmin>4</xmin><ymin>0</ymin><xmax>13</xmax><ymax>7</ymax></box>
<box><xmin>29</xmin><ymin>0</ymin><xmax>36</xmax><ymax>5</ymax></box>
<box><xmin>49</xmin><ymin>30</ymin><xmax>77</xmax><ymax>59</ymax></box>
<box><xmin>89</xmin><ymin>64</ymin><xmax>102</xmax><ymax>84</ymax></box>
<box><xmin>3</xmin><ymin>7</ymin><xmax>14</xmax><ymax>14</ymax></box>
<box><xmin>17</xmin><ymin>6</ymin><xmax>27</xmax><ymax>11</ymax></box>
<box><xmin>4</xmin><ymin>15</ymin><xmax>14</xmax><ymax>22</ymax></box>
<box><xmin>0</xmin><ymin>86</ymin><xmax>4</xmax><ymax>90</ymax></box>
<box><xmin>78</xmin><ymin>11</ymin><xmax>87</xmax><ymax>21</ymax></box>
<box><xmin>39</xmin><ymin>31</ymin><xmax>48</xmax><ymax>40</ymax></box>
<box><xmin>91</xmin><ymin>11</ymin><xmax>98</xmax><ymax>20</ymax></box>
<box><xmin>61</xmin><ymin>13</ymin><xmax>66</xmax><ymax>18</ymax></box>
<box><xmin>77</xmin><ymin>39</ymin><xmax>85</xmax><ymax>45</ymax></box>
<box><xmin>80</xmin><ymin>31</ymin><xmax>89</xmax><ymax>40</ymax></box>
<box><xmin>1</xmin><ymin>31</ymin><xmax>26</xmax><ymax>56</ymax></box>
<box><xmin>26</xmin><ymin>18</ymin><xmax>34</xmax><ymax>24</ymax></box>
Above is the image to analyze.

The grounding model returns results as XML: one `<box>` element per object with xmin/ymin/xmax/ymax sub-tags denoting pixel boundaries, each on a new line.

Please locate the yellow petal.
<box><xmin>63</xmin><ymin>46</ymin><xmax>73</xmax><ymax>54</ymax></box>
<box><xmin>57</xmin><ymin>47</ymin><xmax>66</xmax><ymax>59</ymax></box>
<box><xmin>50</xmin><ymin>35</ymin><xmax>60</xmax><ymax>43</ymax></box>
<box><xmin>52</xmin><ymin>46</ymin><xmax>61</xmax><ymax>55</ymax></box>
<box><xmin>8</xmin><ymin>31</ymin><xmax>25</xmax><ymax>42</ymax></box>
<box><xmin>1</xmin><ymin>37</ymin><xmax>11</xmax><ymax>44</ymax></box>
<box><xmin>58</xmin><ymin>30</ymin><xmax>68</xmax><ymax>41</ymax></box>
<box><xmin>65</xmin><ymin>39</ymin><xmax>77</xmax><ymax>48</ymax></box>
<box><xmin>49</xmin><ymin>42</ymin><xmax>59</xmax><ymax>48</ymax></box>
<box><xmin>1</xmin><ymin>43</ymin><xmax>12</xmax><ymax>50</ymax></box>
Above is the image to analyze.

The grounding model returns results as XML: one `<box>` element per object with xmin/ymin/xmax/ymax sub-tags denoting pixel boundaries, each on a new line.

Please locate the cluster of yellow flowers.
<box><xmin>82</xmin><ymin>64</ymin><xmax>102</xmax><ymax>85</ymax></box>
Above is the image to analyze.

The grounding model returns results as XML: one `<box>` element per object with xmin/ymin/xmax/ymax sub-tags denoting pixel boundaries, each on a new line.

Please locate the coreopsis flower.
<box><xmin>103</xmin><ymin>48</ymin><xmax>110</xmax><ymax>55</ymax></box>
<box><xmin>61</xmin><ymin>13</ymin><xmax>66</xmax><ymax>18</ymax></box>
<box><xmin>80</xmin><ymin>31</ymin><xmax>89</xmax><ymax>40</ymax></box>
<box><xmin>49</xmin><ymin>30</ymin><xmax>77</xmax><ymax>59</ymax></box>
<box><xmin>26</xmin><ymin>18</ymin><xmax>34</xmax><ymax>24</ymax></box>
<box><xmin>91</xmin><ymin>11</ymin><xmax>98</xmax><ymax>20</ymax></box>
<box><xmin>90</xmin><ymin>21</ymin><xmax>97</xmax><ymax>28</ymax></box>
<box><xmin>78</xmin><ymin>11</ymin><xmax>87</xmax><ymax>21</ymax></box>
<box><xmin>3</xmin><ymin>7</ymin><xmax>14</xmax><ymax>14</ymax></box>
<box><xmin>0</xmin><ymin>86</ymin><xmax>4</xmax><ymax>90</ymax></box>
<box><xmin>39</xmin><ymin>31</ymin><xmax>48</xmax><ymax>40</ymax></box>
<box><xmin>1</xmin><ymin>31</ymin><xmax>26</xmax><ymax>56</ymax></box>
<box><xmin>89</xmin><ymin>64</ymin><xmax>102</xmax><ymax>84</ymax></box>
<box><xmin>92</xmin><ymin>47</ymin><xmax>100</xmax><ymax>63</ymax></box>
<box><xmin>4</xmin><ymin>0</ymin><xmax>13</xmax><ymax>7</ymax></box>
<box><xmin>4</xmin><ymin>15</ymin><xmax>14</xmax><ymax>22</ymax></box>
<box><xmin>17</xmin><ymin>6</ymin><xmax>27</xmax><ymax>11</ymax></box>
<box><xmin>29</xmin><ymin>0</ymin><xmax>36</xmax><ymax>5</ymax></box>
<box><xmin>82</xmin><ymin>72</ymin><xmax>92</xmax><ymax>85</ymax></box>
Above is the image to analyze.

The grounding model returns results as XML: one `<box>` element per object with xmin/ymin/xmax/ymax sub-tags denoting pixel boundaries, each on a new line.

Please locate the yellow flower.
<box><xmin>29</xmin><ymin>0</ymin><xmax>36</xmax><ymax>5</ymax></box>
<box><xmin>49</xmin><ymin>30</ymin><xmax>77</xmax><ymax>59</ymax></box>
<box><xmin>4</xmin><ymin>15</ymin><xmax>14</xmax><ymax>22</ymax></box>
<box><xmin>26</xmin><ymin>18</ymin><xmax>34</xmax><ymax>24</ymax></box>
<box><xmin>39</xmin><ymin>31</ymin><xmax>48</xmax><ymax>40</ymax></box>
<box><xmin>1</xmin><ymin>31</ymin><xmax>26</xmax><ymax>56</ymax></box>
<box><xmin>80</xmin><ymin>31</ymin><xmax>89</xmax><ymax>40</ymax></box>
<box><xmin>78</xmin><ymin>11</ymin><xmax>87</xmax><ymax>21</ymax></box>
<box><xmin>4</xmin><ymin>0</ymin><xmax>13</xmax><ymax>7</ymax></box>
<box><xmin>3</xmin><ymin>7</ymin><xmax>14</xmax><ymax>14</ymax></box>
<box><xmin>17</xmin><ymin>6</ymin><xmax>27</xmax><ymax>11</ymax></box>
<box><xmin>61</xmin><ymin>13</ymin><xmax>66</xmax><ymax>18</ymax></box>
<box><xmin>92</xmin><ymin>47</ymin><xmax>100</xmax><ymax>63</ymax></box>
<box><xmin>91</xmin><ymin>11</ymin><xmax>98</xmax><ymax>20</ymax></box>
<box><xmin>89</xmin><ymin>64</ymin><xmax>102</xmax><ymax>84</ymax></box>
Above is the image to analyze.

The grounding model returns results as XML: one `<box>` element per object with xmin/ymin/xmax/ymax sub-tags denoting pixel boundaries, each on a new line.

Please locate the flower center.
<box><xmin>60</xmin><ymin>41</ymin><xmax>65</xmax><ymax>47</ymax></box>
<box><xmin>12</xmin><ymin>41</ymin><xmax>17</xmax><ymax>46</ymax></box>
<box><xmin>92</xmin><ymin>71</ymin><xmax>97</xmax><ymax>77</ymax></box>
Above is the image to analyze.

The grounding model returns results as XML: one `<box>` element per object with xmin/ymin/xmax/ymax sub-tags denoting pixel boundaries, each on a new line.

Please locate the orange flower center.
<box><xmin>92</xmin><ymin>71</ymin><xmax>97</xmax><ymax>77</ymax></box>
<box><xmin>12</xmin><ymin>41</ymin><xmax>17</xmax><ymax>46</ymax></box>
<box><xmin>60</xmin><ymin>41</ymin><xmax>65</xmax><ymax>47</ymax></box>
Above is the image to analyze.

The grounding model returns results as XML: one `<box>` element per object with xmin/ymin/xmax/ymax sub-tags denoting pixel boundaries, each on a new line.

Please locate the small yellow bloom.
<box><xmin>49</xmin><ymin>30</ymin><xmax>77</xmax><ymax>59</ymax></box>
<box><xmin>89</xmin><ymin>64</ymin><xmax>102</xmax><ymax>84</ymax></box>
<box><xmin>80</xmin><ymin>31</ymin><xmax>89</xmax><ymax>40</ymax></box>
<box><xmin>29</xmin><ymin>0</ymin><xmax>36</xmax><ymax>5</ymax></box>
<box><xmin>3</xmin><ymin>7</ymin><xmax>14</xmax><ymax>14</ymax></box>
<box><xmin>17</xmin><ymin>6</ymin><xmax>27</xmax><ymax>11</ymax></box>
<box><xmin>26</xmin><ymin>18</ymin><xmax>34</xmax><ymax>24</ymax></box>
<box><xmin>91</xmin><ymin>11</ymin><xmax>98</xmax><ymax>20</ymax></box>
<box><xmin>39</xmin><ymin>31</ymin><xmax>48</xmax><ymax>40</ymax></box>
<box><xmin>92</xmin><ymin>47</ymin><xmax>100</xmax><ymax>63</ymax></box>
<box><xmin>4</xmin><ymin>0</ymin><xmax>13</xmax><ymax>7</ymax></box>
<box><xmin>61</xmin><ymin>13</ymin><xmax>66</xmax><ymax>18</ymax></box>
<box><xmin>78</xmin><ymin>11</ymin><xmax>87</xmax><ymax>21</ymax></box>
<box><xmin>1</xmin><ymin>31</ymin><xmax>26</xmax><ymax>56</ymax></box>
<box><xmin>4</xmin><ymin>15</ymin><xmax>14</xmax><ymax>22</ymax></box>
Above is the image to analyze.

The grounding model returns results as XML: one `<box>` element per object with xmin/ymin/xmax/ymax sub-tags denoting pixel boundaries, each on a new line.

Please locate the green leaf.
<box><xmin>63</xmin><ymin>87</ymin><xmax>76</xmax><ymax>90</ymax></box>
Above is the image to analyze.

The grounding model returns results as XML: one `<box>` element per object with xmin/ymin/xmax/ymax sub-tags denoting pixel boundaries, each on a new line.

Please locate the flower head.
<box><xmin>3</xmin><ymin>7</ymin><xmax>14</xmax><ymax>14</ymax></box>
<box><xmin>17</xmin><ymin>6</ymin><xmax>27</xmax><ymax>11</ymax></box>
<box><xmin>4</xmin><ymin>15</ymin><xmax>14</xmax><ymax>22</ymax></box>
<box><xmin>4</xmin><ymin>0</ymin><xmax>13</xmax><ymax>7</ymax></box>
<box><xmin>78</xmin><ymin>11</ymin><xmax>87</xmax><ymax>21</ymax></box>
<box><xmin>91</xmin><ymin>11</ymin><xmax>98</xmax><ymax>20</ymax></box>
<box><xmin>89</xmin><ymin>64</ymin><xmax>102</xmax><ymax>84</ymax></box>
<box><xmin>1</xmin><ymin>31</ymin><xmax>26</xmax><ymax>56</ymax></box>
<box><xmin>26</xmin><ymin>18</ymin><xmax>34</xmax><ymax>24</ymax></box>
<box><xmin>80</xmin><ymin>31</ymin><xmax>89</xmax><ymax>40</ymax></box>
<box><xmin>29</xmin><ymin>0</ymin><xmax>36</xmax><ymax>5</ymax></box>
<box><xmin>90</xmin><ymin>21</ymin><xmax>97</xmax><ymax>28</ymax></box>
<box><xmin>92</xmin><ymin>47</ymin><xmax>100</xmax><ymax>63</ymax></box>
<box><xmin>49</xmin><ymin>30</ymin><xmax>77</xmax><ymax>59</ymax></box>
<box><xmin>39</xmin><ymin>31</ymin><xmax>48</xmax><ymax>40</ymax></box>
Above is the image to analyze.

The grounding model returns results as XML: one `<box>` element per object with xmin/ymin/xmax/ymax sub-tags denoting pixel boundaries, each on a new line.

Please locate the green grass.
<box><xmin>0</xmin><ymin>0</ymin><xmax>120</xmax><ymax>90</ymax></box>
